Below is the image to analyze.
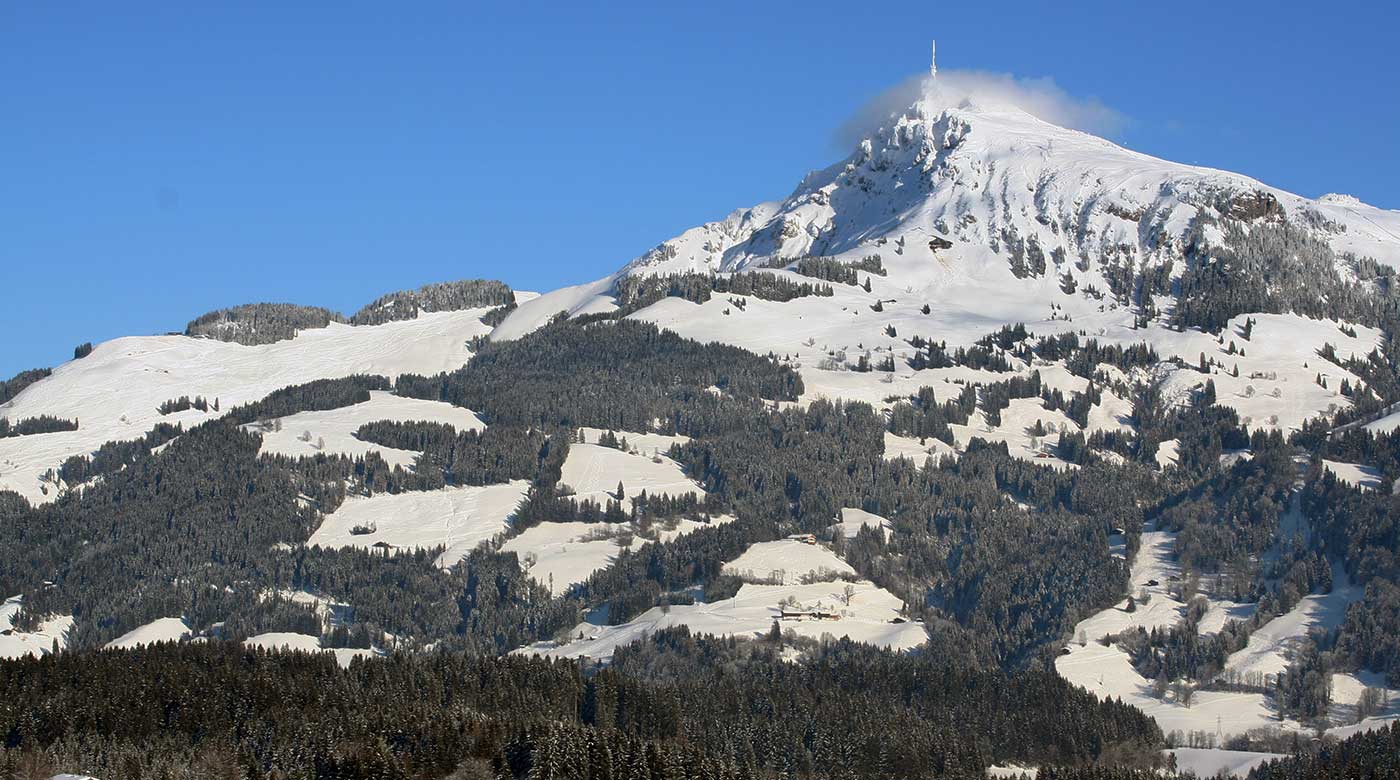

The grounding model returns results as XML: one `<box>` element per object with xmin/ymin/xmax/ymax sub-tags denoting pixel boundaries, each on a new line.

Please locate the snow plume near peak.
<box><xmin>835</xmin><ymin>69</ymin><xmax>1129</xmax><ymax>148</ymax></box>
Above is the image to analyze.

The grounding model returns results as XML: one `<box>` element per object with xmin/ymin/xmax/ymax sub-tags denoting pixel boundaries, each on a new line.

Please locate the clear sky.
<box><xmin>3</xmin><ymin>0</ymin><xmax>1397</xmax><ymax>377</ymax></box>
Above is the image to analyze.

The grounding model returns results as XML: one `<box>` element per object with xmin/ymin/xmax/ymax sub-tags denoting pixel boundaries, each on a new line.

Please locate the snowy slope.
<box><xmin>520</xmin><ymin>577</ymin><xmax>925</xmax><ymax>662</ymax></box>
<box><xmin>0</xmin><ymin>594</ymin><xmax>71</xmax><ymax>659</ymax></box>
<box><xmin>307</xmin><ymin>480</ymin><xmax>530</xmax><ymax>567</ymax></box>
<box><xmin>0</xmin><ymin>309</ymin><xmax>495</xmax><ymax>505</ymax></box>
<box><xmin>558</xmin><ymin>442</ymin><xmax>703</xmax><ymax>513</ymax></box>
<box><xmin>104</xmin><ymin>617</ymin><xmax>192</xmax><ymax>649</ymax></box>
<box><xmin>250</xmin><ymin>391</ymin><xmax>485</xmax><ymax>466</ymax></box>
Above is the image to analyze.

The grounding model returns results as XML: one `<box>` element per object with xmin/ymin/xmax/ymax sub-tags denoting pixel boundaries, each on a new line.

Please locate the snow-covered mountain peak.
<box><xmin>619</xmin><ymin>77</ymin><xmax>1400</xmax><ymax>291</ymax></box>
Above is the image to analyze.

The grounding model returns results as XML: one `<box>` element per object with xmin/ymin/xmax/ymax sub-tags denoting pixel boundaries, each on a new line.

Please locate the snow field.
<box><xmin>1321</xmin><ymin>459</ymin><xmax>1386</xmax><ymax>491</ymax></box>
<box><xmin>722</xmin><ymin>540</ymin><xmax>856</xmax><ymax>585</ymax></box>
<box><xmin>307</xmin><ymin>480</ymin><xmax>530</xmax><ymax>567</ymax></box>
<box><xmin>249</xmin><ymin>391</ymin><xmax>484</xmax><ymax>466</ymax></box>
<box><xmin>521</xmin><ymin>577</ymin><xmax>924</xmax><ymax>663</ymax></box>
<box><xmin>243</xmin><ymin>632</ymin><xmax>380</xmax><ymax>669</ymax></box>
<box><xmin>104</xmin><ymin>617</ymin><xmax>191</xmax><ymax>649</ymax></box>
<box><xmin>831</xmin><ymin>507</ymin><xmax>891</xmax><ymax>539</ymax></box>
<box><xmin>558</xmin><ymin>442</ymin><xmax>702</xmax><ymax>513</ymax></box>
<box><xmin>0</xmin><ymin>594</ymin><xmax>72</xmax><ymax>659</ymax></box>
<box><xmin>503</xmin><ymin>515</ymin><xmax>735</xmax><ymax>596</ymax></box>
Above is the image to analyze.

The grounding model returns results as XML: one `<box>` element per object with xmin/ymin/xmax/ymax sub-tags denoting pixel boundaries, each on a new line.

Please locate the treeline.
<box><xmin>0</xmin><ymin>414</ymin><xmax>78</xmax><ymax>438</ymax></box>
<box><xmin>350</xmin><ymin>279</ymin><xmax>515</xmax><ymax>325</ymax></box>
<box><xmin>788</xmin><ymin>254</ymin><xmax>886</xmax><ymax>286</ymax></box>
<box><xmin>184</xmin><ymin>280</ymin><xmax>516</xmax><ymax>345</ymax></box>
<box><xmin>1176</xmin><ymin>215</ymin><xmax>1400</xmax><ymax>334</ymax></box>
<box><xmin>185</xmin><ymin>302</ymin><xmax>346</xmax><ymax>345</ymax></box>
<box><xmin>396</xmin><ymin>318</ymin><xmax>803</xmax><ymax>436</ymax></box>
<box><xmin>0</xmin><ymin>629</ymin><xmax>1164</xmax><ymax>780</ymax></box>
<box><xmin>1248</xmin><ymin>721</ymin><xmax>1400</xmax><ymax>779</ymax></box>
<box><xmin>157</xmin><ymin>394</ymin><xmax>217</xmax><ymax>415</ymax></box>
<box><xmin>612</xmin><ymin>271</ymin><xmax>834</xmax><ymax>315</ymax></box>
<box><xmin>0</xmin><ymin>367</ymin><xmax>52</xmax><ymax>405</ymax></box>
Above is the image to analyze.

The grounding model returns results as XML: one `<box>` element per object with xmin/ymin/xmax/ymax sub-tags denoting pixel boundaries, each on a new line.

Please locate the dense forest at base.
<box><xmin>0</xmin><ymin>630</ymin><xmax>1164</xmax><ymax>780</ymax></box>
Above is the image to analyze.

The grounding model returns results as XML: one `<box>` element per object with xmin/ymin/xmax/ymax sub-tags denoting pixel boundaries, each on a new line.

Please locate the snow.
<box><xmin>1222</xmin><ymin>564</ymin><xmax>1362</xmax><ymax>681</ymax></box>
<box><xmin>722</xmin><ymin>540</ymin><xmax>856</xmax><ymax>585</ymax></box>
<box><xmin>1155</xmin><ymin>439</ymin><xmax>1180</xmax><ymax>469</ymax></box>
<box><xmin>1147</xmin><ymin>314</ymin><xmax>1382</xmax><ymax>434</ymax></box>
<box><xmin>104</xmin><ymin>617</ymin><xmax>191</xmax><ymax>649</ymax></box>
<box><xmin>1056</xmin><ymin>529</ymin><xmax>1297</xmax><ymax>738</ymax></box>
<box><xmin>0</xmin><ymin>309</ymin><xmax>496</xmax><ymax>505</ymax></box>
<box><xmin>308</xmin><ymin>481</ymin><xmax>530</xmax><ymax>567</ymax></box>
<box><xmin>249</xmin><ymin>390</ymin><xmax>484</xmax><ymax>466</ymax></box>
<box><xmin>986</xmin><ymin>766</ymin><xmax>1037</xmax><ymax>778</ymax></box>
<box><xmin>1169</xmin><ymin>748</ymin><xmax>1283</xmax><ymax>778</ymax></box>
<box><xmin>492</xmin><ymin>277</ymin><xmax>617</xmax><ymax>341</ymax></box>
<box><xmin>949</xmin><ymin>399</ymin><xmax>1078</xmax><ymax>469</ymax></box>
<box><xmin>520</xmin><ymin>576</ymin><xmax>924</xmax><ymax>662</ymax></box>
<box><xmin>1322</xmin><ymin>459</ymin><xmax>1385</xmax><ymax>491</ymax></box>
<box><xmin>1196</xmin><ymin>600</ymin><xmax>1256</xmax><ymax>637</ymax></box>
<box><xmin>0</xmin><ymin>594</ymin><xmax>71</xmax><ymax>659</ymax></box>
<box><xmin>577</xmin><ymin>427</ymin><xmax>690</xmax><ymax>457</ymax></box>
<box><xmin>559</xmin><ymin>442</ymin><xmax>703</xmax><ymax>513</ymax></box>
<box><xmin>503</xmin><ymin>522</ymin><xmax>630</xmax><ymax>596</ymax></box>
<box><xmin>504</xmin><ymin>515</ymin><xmax>736</xmax><ymax>596</ymax></box>
<box><xmin>243</xmin><ymin>631</ymin><xmax>380</xmax><ymax>669</ymax></box>
<box><xmin>1058</xmin><ymin>531</ymin><xmax>1396</xmax><ymax>741</ymax></box>
<box><xmin>831</xmin><ymin>508</ymin><xmax>891</xmax><ymax>539</ymax></box>
<box><xmin>884</xmin><ymin>431</ymin><xmax>956</xmax><ymax>463</ymax></box>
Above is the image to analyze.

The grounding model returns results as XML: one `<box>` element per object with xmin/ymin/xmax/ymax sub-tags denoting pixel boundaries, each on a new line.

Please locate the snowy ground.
<box><xmin>1322</xmin><ymin>459</ymin><xmax>1386</xmax><ymax>491</ymax></box>
<box><xmin>0</xmin><ymin>594</ymin><xmax>71</xmax><ymax>659</ymax></box>
<box><xmin>503</xmin><ymin>522</ymin><xmax>630</xmax><ymax>596</ymax></box>
<box><xmin>883</xmin><ymin>431</ymin><xmax>957</xmax><ymax>463</ymax></box>
<box><xmin>1055</xmin><ymin>528</ymin><xmax>1296</xmax><ymax>738</ymax></box>
<box><xmin>831</xmin><ymin>507</ymin><xmax>891</xmax><ymax>539</ymax></box>
<box><xmin>503</xmin><ymin>516</ymin><xmax>735</xmax><ymax>596</ymax></box>
<box><xmin>1222</xmin><ymin>564</ymin><xmax>1362</xmax><ymax>680</ymax></box>
<box><xmin>577</xmin><ymin>427</ymin><xmax>689</xmax><ymax>458</ymax></box>
<box><xmin>104</xmin><ymin>617</ymin><xmax>191</xmax><ymax>649</ymax></box>
<box><xmin>249</xmin><ymin>390</ymin><xmax>484</xmax><ymax>466</ymax></box>
<box><xmin>1148</xmin><ymin>314</ymin><xmax>1381</xmax><ymax>434</ymax></box>
<box><xmin>0</xmin><ymin>309</ymin><xmax>495</xmax><ymax>505</ymax></box>
<box><xmin>243</xmin><ymin>632</ymin><xmax>381</xmax><ymax>669</ymax></box>
<box><xmin>307</xmin><ymin>480</ymin><xmax>530</xmax><ymax>567</ymax></box>
<box><xmin>1057</xmin><ymin>529</ymin><xmax>1399</xmax><ymax>741</ymax></box>
<box><xmin>520</xmin><ymin>577</ymin><xmax>924</xmax><ymax>662</ymax></box>
<box><xmin>1168</xmin><ymin>748</ymin><xmax>1284</xmax><ymax>778</ymax></box>
<box><xmin>722</xmin><ymin>540</ymin><xmax>856</xmax><ymax>585</ymax></box>
<box><xmin>559</xmin><ymin>442</ymin><xmax>703</xmax><ymax>513</ymax></box>
<box><xmin>950</xmin><ymin>399</ymin><xmax>1079</xmax><ymax>469</ymax></box>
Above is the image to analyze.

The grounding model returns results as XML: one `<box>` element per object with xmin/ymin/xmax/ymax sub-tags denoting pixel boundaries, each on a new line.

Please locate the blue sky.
<box><xmin>3</xmin><ymin>0</ymin><xmax>1397</xmax><ymax>377</ymax></box>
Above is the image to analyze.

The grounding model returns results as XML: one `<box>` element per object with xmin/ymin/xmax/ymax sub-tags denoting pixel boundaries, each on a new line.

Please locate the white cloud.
<box><xmin>835</xmin><ymin>70</ymin><xmax>1128</xmax><ymax>149</ymax></box>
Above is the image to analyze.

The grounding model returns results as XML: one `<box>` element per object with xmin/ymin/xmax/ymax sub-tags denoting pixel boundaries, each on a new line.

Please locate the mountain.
<box><xmin>3</xmin><ymin>66</ymin><xmax>1400</xmax><ymax>778</ymax></box>
<box><xmin>503</xmin><ymin>78</ymin><xmax>1400</xmax><ymax>344</ymax></box>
